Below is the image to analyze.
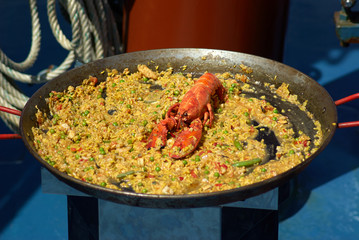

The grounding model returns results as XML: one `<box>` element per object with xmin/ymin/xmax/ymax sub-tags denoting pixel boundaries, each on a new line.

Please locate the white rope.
<box><xmin>0</xmin><ymin>73</ymin><xmax>28</xmax><ymax>109</ymax></box>
<box><xmin>0</xmin><ymin>0</ymin><xmax>41</xmax><ymax>72</ymax></box>
<box><xmin>0</xmin><ymin>0</ymin><xmax>122</xmax><ymax>131</ymax></box>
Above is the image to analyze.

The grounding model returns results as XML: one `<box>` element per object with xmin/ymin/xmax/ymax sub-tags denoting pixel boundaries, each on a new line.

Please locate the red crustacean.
<box><xmin>146</xmin><ymin>73</ymin><xmax>226</xmax><ymax>159</ymax></box>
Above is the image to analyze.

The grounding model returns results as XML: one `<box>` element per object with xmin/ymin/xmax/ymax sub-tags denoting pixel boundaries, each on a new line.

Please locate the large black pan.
<box><xmin>8</xmin><ymin>48</ymin><xmax>355</xmax><ymax>208</ymax></box>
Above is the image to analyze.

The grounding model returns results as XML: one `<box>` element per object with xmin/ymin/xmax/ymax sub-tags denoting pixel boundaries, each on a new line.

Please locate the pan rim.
<box><xmin>19</xmin><ymin>48</ymin><xmax>338</xmax><ymax>208</ymax></box>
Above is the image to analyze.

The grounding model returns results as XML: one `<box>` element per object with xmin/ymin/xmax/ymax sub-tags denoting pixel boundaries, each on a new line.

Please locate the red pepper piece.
<box><xmin>190</xmin><ymin>170</ymin><xmax>197</xmax><ymax>178</ymax></box>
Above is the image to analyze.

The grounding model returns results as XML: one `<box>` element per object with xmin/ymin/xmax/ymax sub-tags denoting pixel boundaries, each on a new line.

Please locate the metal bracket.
<box><xmin>334</xmin><ymin>0</ymin><xmax>359</xmax><ymax>46</ymax></box>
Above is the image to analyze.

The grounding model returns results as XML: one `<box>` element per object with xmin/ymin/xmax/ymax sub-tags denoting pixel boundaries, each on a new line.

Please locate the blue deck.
<box><xmin>1</xmin><ymin>0</ymin><xmax>359</xmax><ymax>239</ymax></box>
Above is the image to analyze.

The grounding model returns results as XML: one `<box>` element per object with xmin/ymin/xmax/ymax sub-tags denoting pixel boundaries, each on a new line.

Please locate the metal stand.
<box><xmin>42</xmin><ymin>168</ymin><xmax>278</xmax><ymax>240</ymax></box>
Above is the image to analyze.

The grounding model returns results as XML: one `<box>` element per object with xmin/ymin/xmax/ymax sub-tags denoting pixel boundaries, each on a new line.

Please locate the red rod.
<box><xmin>335</xmin><ymin>93</ymin><xmax>359</xmax><ymax>106</ymax></box>
<box><xmin>0</xmin><ymin>106</ymin><xmax>22</xmax><ymax>116</ymax></box>
<box><xmin>335</xmin><ymin>93</ymin><xmax>359</xmax><ymax>128</ymax></box>
<box><xmin>337</xmin><ymin>121</ymin><xmax>359</xmax><ymax>128</ymax></box>
<box><xmin>0</xmin><ymin>106</ymin><xmax>22</xmax><ymax>139</ymax></box>
<box><xmin>0</xmin><ymin>134</ymin><xmax>22</xmax><ymax>139</ymax></box>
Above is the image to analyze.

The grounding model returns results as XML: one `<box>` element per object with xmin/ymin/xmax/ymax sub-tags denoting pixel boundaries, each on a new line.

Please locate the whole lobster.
<box><xmin>146</xmin><ymin>73</ymin><xmax>226</xmax><ymax>159</ymax></box>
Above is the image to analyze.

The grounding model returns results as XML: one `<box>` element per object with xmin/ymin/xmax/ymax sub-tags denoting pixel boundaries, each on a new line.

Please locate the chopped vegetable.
<box><xmin>232</xmin><ymin>158</ymin><xmax>261</xmax><ymax>167</ymax></box>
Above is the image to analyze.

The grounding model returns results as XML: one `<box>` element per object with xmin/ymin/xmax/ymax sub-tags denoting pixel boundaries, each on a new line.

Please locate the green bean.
<box><xmin>234</xmin><ymin>139</ymin><xmax>243</xmax><ymax>151</ymax></box>
<box><xmin>232</xmin><ymin>158</ymin><xmax>261</xmax><ymax>167</ymax></box>
<box><xmin>117</xmin><ymin>170</ymin><xmax>136</xmax><ymax>179</ymax></box>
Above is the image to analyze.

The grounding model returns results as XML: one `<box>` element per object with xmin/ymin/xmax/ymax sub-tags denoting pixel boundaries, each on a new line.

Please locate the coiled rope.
<box><xmin>0</xmin><ymin>0</ymin><xmax>122</xmax><ymax>133</ymax></box>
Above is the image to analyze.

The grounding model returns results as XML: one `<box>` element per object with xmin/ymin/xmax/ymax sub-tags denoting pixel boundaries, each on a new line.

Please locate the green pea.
<box><xmin>143</xmin><ymin>77</ymin><xmax>149</xmax><ymax>82</ymax></box>
<box><xmin>142</xmin><ymin>120</ymin><xmax>148</xmax><ymax>127</ymax></box>
<box><xmin>173</xmin><ymin>90</ymin><xmax>180</xmax><ymax>96</ymax></box>
<box><xmin>155</xmin><ymin>166</ymin><xmax>161</xmax><ymax>172</ymax></box>
<box><xmin>113</xmin><ymin>122</ymin><xmax>118</xmax><ymax>126</ymax></box>
<box><xmin>214</xmin><ymin>172</ymin><xmax>220</xmax><ymax>178</ymax></box>
<box><xmin>119</xmin><ymin>79</ymin><xmax>125</xmax><ymax>83</ymax></box>
<box><xmin>150</xmin><ymin>156</ymin><xmax>154</xmax><ymax>162</ymax></box>
<box><xmin>183</xmin><ymin>160</ymin><xmax>188</xmax><ymax>166</ymax></box>
<box><xmin>126</xmin><ymin>104</ymin><xmax>132</xmax><ymax>109</ymax></box>
<box><xmin>273</xmin><ymin>109</ymin><xmax>279</xmax><ymax>114</ymax></box>
<box><xmin>49</xmin><ymin>129</ymin><xmax>55</xmax><ymax>134</ymax></box>
<box><xmin>204</xmin><ymin>170</ymin><xmax>210</xmax><ymax>174</ymax></box>
<box><xmin>234</xmin><ymin>139</ymin><xmax>243</xmax><ymax>151</ymax></box>
<box><xmin>100</xmin><ymin>182</ymin><xmax>107</xmax><ymax>187</ymax></box>
<box><xmin>289</xmin><ymin>149</ymin><xmax>295</xmax><ymax>155</ymax></box>
<box><xmin>112</xmin><ymin>83</ymin><xmax>116</xmax><ymax>87</ymax></box>
<box><xmin>99</xmin><ymin>147</ymin><xmax>106</xmax><ymax>155</ymax></box>
<box><xmin>48</xmin><ymin>160</ymin><xmax>56</xmax><ymax>166</ymax></box>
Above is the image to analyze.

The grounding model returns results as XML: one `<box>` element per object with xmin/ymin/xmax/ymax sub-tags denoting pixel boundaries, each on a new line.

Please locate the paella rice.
<box><xmin>31</xmin><ymin>65</ymin><xmax>323</xmax><ymax>195</ymax></box>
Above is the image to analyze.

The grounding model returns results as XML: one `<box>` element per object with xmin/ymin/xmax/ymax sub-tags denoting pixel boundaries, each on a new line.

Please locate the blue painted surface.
<box><xmin>1</xmin><ymin>0</ymin><xmax>359</xmax><ymax>239</ymax></box>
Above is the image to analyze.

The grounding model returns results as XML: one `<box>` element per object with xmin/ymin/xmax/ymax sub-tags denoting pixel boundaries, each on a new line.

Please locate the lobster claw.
<box><xmin>147</xmin><ymin>118</ymin><xmax>177</xmax><ymax>150</ymax></box>
<box><xmin>169</xmin><ymin>118</ymin><xmax>203</xmax><ymax>159</ymax></box>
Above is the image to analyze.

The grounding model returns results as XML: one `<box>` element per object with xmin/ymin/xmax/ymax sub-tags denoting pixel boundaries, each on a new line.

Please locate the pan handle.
<box><xmin>335</xmin><ymin>93</ymin><xmax>359</xmax><ymax>128</ymax></box>
<box><xmin>0</xmin><ymin>106</ymin><xmax>22</xmax><ymax>139</ymax></box>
